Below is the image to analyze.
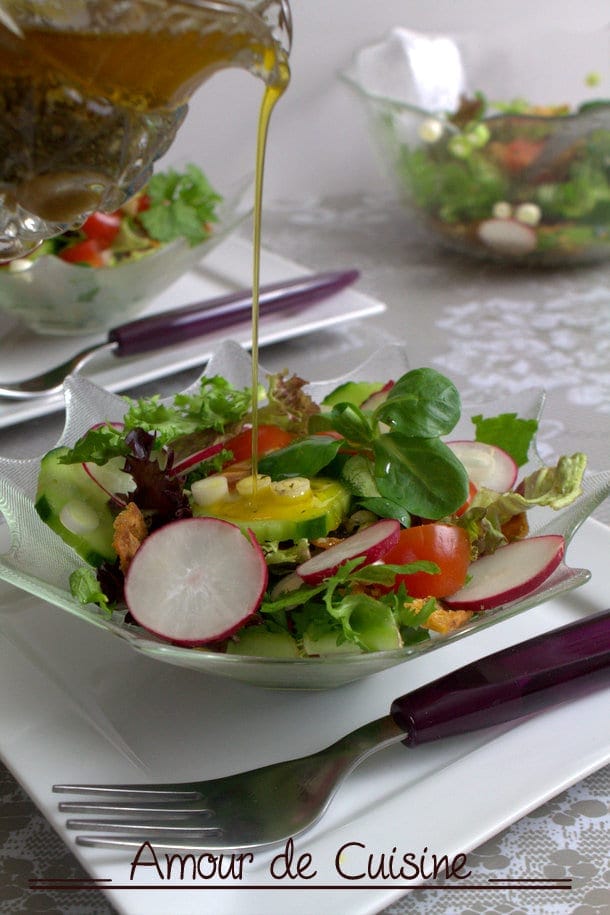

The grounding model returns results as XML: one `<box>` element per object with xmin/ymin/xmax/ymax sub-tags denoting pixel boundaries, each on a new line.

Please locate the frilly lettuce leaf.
<box><xmin>262</xmin><ymin>538</ymin><xmax>311</xmax><ymax>568</ymax></box>
<box><xmin>459</xmin><ymin>452</ymin><xmax>587</xmax><ymax>555</ymax></box>
<box><xmin>256</xmin><ymin>371</ymin><xmax>320</xmax><ymax>435</ymax></box>
<box><xmin>520</xmin><ymin>453</ymin><xmax>588</xmax><ymax>508</ymax></box>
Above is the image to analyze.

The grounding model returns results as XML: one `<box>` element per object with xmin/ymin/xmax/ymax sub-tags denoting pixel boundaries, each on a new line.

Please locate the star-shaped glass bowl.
<box><xmin>1</xmin><ymin>340</ymin><xmax>609</xmax><ymax>688</ymax></box>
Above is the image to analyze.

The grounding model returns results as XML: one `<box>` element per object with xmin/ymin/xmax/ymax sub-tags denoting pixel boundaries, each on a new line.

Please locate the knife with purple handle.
<box><xmin>391</xmin><ymin>609</ymin><xmax>610</xmax><ymax>746</ymax></box>
<box><xmin>109</xmin><ymin>268</ymin><xmax>360</xmax><ymax>356</ymax></box>
<box><xmin>0</xmin><ymin>268</ymin><xmax>361</xmax><ymax>399</ymax></box>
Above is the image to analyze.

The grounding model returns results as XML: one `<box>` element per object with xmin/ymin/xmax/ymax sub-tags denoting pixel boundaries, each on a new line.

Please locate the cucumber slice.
<box><xmin>321</xmin><ymin>380</ymin><xmax>385</xmax><ymax>408</ymax></box>
<box><xmin>35</xmin><ymin>447</ymin><xmax>117</xmax><ymax>566</ymax></box>
<box><xmin>226</xmin><ymin>627</ymin><xmax>300</xmax><ymax>658</ymax></box>
<box><xmin>192</xmin><ymin>477</ymin><xmax>351</xmax><ymax>543</ymax></box>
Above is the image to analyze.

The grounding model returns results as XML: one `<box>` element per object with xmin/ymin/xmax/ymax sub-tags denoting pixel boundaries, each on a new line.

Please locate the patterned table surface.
<box><xmin>1</xmin><ymin>194</ymin><xmax>609</xmax><ymax>914</ymax></box>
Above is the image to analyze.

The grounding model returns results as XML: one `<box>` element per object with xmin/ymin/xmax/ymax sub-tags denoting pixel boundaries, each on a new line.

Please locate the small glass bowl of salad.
<box><xmin>0</xmin><ymin>165</ymin><xmax>250</xmax><ymax>335</ymax></box>
<box><xmin>342</xmin><ymin>27</ymin><xmax>610</xmax><ymax>266</ymax></box>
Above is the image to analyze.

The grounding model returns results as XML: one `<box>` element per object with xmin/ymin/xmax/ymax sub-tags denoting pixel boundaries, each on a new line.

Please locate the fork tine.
<box><xmin>66</xmin><ymin>819</ymin><xmax>222</xmax><ymax>837</ymax></box>
<box><xmin>58</xmin><ymin>801</ymin><xmax>213</xmax><ymax>817</ymax></box>
<box><xmin>53</xmin><ymin>783</ymin><xmax>203</xmax><ymax>801</ymax></box>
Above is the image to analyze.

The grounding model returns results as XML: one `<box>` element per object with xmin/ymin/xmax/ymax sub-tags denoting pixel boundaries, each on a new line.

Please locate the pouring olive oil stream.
<box><xmin>0</xmin><ymin>0</ymin><xmax>292</xmax><ymax>491</ymax></box>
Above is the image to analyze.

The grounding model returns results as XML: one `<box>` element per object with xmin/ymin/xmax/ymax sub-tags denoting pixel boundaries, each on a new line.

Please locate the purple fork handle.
<box><xmin>391</xmin><ymin>610</ymin><xmax>610</xmax><ymax>746</ymax></box>
<box><xmin>108</xmin><ymin>269</ymin><xmax>360</xmax><ymax>357</ymax></box>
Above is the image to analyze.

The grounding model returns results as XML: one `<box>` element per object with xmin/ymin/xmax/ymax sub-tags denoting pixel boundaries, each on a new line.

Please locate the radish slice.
<box><xmin>124</xmin><ymin>517</ymin><xmax>268</xmax><ymax>645</ymax></box>
<box><xmin>296</xmin><ymin>519</ymin><xmax>400</xmax><ymax>585</ymax></box>
<box><xmin>477</xmin><ymin>218</ymin><xmax>537</xmax><ymax>255</ymax></box>
<box><xmin>83</xmin><ymin>456</ymin><xmax>136</xmax><ymax>507</ymax></box>
<box><xmin>169</xmin><ymin>441</ymin><xmax>226</xmax><ymax>477</ymax></box>
<box><xmin>360</xmin><ymin>380</ymin><xmax>395</xmax><ymax>411</ymax></box>
<box><xmin>447</xmin><ymin>441</ymin><xmax>518</xmax><ymax>492</ymax></box>
<box><xmin>445</xmin><ymin>534</ymin><xmax>565</xmax><ymax>612</ymax></box>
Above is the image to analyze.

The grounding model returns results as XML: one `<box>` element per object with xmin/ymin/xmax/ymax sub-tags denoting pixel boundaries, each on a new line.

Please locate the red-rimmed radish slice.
<box><xmin>169</xmin><ymin>441</ymin><xmax>226</xmax><ymax>477</ymax></box>
<box><xmin>447</xmin><ymin>441</ymin><xmax>518</xmax><ymax>492</ymax></box>
<box><xmin>360</xmin><ymin>380</ymin><xmax>395</xmax><ymax>411</ymax></box>
<box><xmin>296</xmin><ymin>519</ymin><xmax>400</xmax><ymax>585</ymax></box>
<box><xmin>477</xmin><ymin>218</ymin><xmax>537</xmax><ymax>256</ymax></box>
<box><xmin>124</xmin><ymin>517</ymin><xmax>268</xmax><ymax>645</ymax></box>
<box><xmin>445</xmin><ymin>534</ymin><xmax>565</xmax><ymax>612</ymax></box>
<box><xmin>82</xmin><ymin>456</ymin><xmax>136</xmax><ymax>507</ymax></box>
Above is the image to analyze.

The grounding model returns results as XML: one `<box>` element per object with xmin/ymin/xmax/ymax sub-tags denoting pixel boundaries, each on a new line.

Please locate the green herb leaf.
<box><xmin>69</xmin><ymin>567</ymin><xmax>111</xmax><ymax>615</ymax></box>
<box><xmin>472</xmin><ymin>411</ymin><xmax>538</xmax><ymax>466</ymax></box>
<box><xmin>376</xmin><ymin>368</ymin><xmax>462</xmax><ymax>437</ymax></box>
<box><xmin>397</xmin><ymin>594</ymin><xmax>438</xmax><ymax>629</ymax></box>
<box><xmin>123</xmin><ymin>376</ymin><xmax>251</xmax><ymax>447</ymax></box>
<box><xmin>352</xmin><ymin>560</ymin><xmax>439</xmax><ymax>584</ymax></box>
<box><xmin>139</xmin><ymin>164</ymin><xmax>222</xmax><ymax>246</ymax></box>
<box><xmin>357</xmin><ymin>496</ymin><xmax>412</xmax><ymax>527</ymax></box>
<box><xmin>321</xmin><ymin>402</ymin><xmax>375</xmax><ymax>445</ymax></box>
<box><xmin>374</xmin><ymin>432</ymin><xmax>469</xmax><ymax>519</ymax></box>
<box><xmin>172</xmin><ymin>376</ymin><xmax>252</xmax><ymax>432</ymax></box>
<box><xmin>258</xmin><ymin>434</ymin><xmax>344</xmax><ymax>479</ymax></box>
<box><xmin>339</xmin><ymin>454</ymin><xmax>379</xmax><ymax>497</ymax></box>
<box><xmin>59</xmin><ymin>423</ymin><xmax>129</xmax><ymax>465</ymax></box>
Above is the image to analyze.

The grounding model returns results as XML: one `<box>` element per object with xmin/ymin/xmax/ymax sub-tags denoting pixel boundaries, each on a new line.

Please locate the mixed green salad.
<box><xmin>391</xmin><ymin>92</ymin><xmax>610</xmax><ymax>262</ymax></box>
<box><xmin>34</xmin><ymin>366</ymin><xmax>587</xmax><ymax>658</ymax></box>
<box><xmin>6</xmin><ymin>164</ymin><xmax>222</xmax><ymax>270</ymax></box>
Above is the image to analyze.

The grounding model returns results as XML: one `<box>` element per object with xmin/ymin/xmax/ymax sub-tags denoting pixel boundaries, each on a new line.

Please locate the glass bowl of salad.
<box><xmin>0</xmin><ymin>165</ymin><xmax>250</xmax><ymax>335</ymax></box>
<box><xmin>342</xmin><ymin>27</ymin><xmax>610</xmax><ymax>266</ymax></box>
<box><xmin>1</xmin><ymin>340</ymin><xmax>609</xmax><ymax>690</ymax></box>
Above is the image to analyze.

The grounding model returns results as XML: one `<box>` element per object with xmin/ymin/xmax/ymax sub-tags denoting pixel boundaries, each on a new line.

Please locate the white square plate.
<box><xmin>0</xmin><ymin>518</ymin><xmax>608</xmax><ymax>915</ymax></box>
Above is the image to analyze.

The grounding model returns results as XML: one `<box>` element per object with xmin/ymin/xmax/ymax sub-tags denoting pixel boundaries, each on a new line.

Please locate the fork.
<box><xmin>54</xmin><ymin>609</ymin><xmax>610</xmax><ymax>852</ymax></box>
<box><xmin>0</xmin><ymin>269</ymin><xmax>358</xmax><ymax>399</ymax></box>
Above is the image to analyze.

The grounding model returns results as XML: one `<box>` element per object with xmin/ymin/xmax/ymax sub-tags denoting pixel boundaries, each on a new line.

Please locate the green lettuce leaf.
<box><xmin>472</xmin><ymin>411</ymin><xmax>538</xmax><ymax>466</ymax></box>
<box><xmin>460</xmin><ymin>452</ymin><xmax>587</xmax><ymax>554</ymax></box>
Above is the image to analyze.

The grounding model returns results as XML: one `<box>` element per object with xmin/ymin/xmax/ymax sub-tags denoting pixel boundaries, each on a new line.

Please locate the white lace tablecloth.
<box><xmin>1</xmin><ymin>194</ymin><xmax>609</xmax><ymax>914</ymax></box>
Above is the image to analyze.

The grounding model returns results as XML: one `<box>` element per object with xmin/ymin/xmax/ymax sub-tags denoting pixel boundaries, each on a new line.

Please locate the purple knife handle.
<box><xmin>108</xmin><ymin>269</ymin><xmax>360</xmax><ymax>357</ymax></box>
<box><xmin>391</xmin><ymin>610</ymin><xmax>610</xmax><ymax>746</ymax></box>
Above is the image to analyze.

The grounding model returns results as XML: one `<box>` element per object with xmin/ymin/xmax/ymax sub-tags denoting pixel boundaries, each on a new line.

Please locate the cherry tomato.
<box><xmin>498</xmin><ymin>138</ymin><xmax>544</xmax><ymax>173</ymax></box>
<box><xmin>59</xmin><ymin>238</ymin><xmax>107</xmax><ymax>268</ymax></box>
<box><xmin>81</xmin><ymin>211</ymin><xmax>122</xmax><ymax>246</ymax></box>
<box><xmin>136</xmin><ymin>193</ymin><xmax>151</xmax><ymax>213</ymax></box>
<box><xmin>223</xmin><ymin>425</ymin><xmax>295</xmax><ymax>464</ymax></box>
<box><xmin>382</xmin><ymin>523</ymin><xmax>471</xmax><ymax>598</ymax></box>
<box><xmin>455</xmin><ymin>480</ymin><xmax>477</xmax><ymax>517</ymax></box>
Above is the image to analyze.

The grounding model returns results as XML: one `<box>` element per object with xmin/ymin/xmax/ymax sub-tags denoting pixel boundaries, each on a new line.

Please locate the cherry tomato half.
<box><xmin>81</xmin><ymin>211</ymin><xmax>122</xmax><ymax>246</ymax></box>
<box><xmin>496</xmin><ymin>138</ymin><xmax>544</xmax><ymax>173</ymax></box>
<box><xmin>136</xmin><ymin>193</ymin><xmax>151</xmax><ymax>213</ymax></box>
<box><xmin>59</xmin><ymin>238</ymin><xmax>107</xmax><ymax>268</ymax></box>
<box><xmin>224</xmin><ymin>425</ymin><xmax>295</xmax><ymax>464</ymax></box>
<box><xmin>382</xmin><ymin>523</ymin><xmax>471</xmax><ymax>598</ymax></box>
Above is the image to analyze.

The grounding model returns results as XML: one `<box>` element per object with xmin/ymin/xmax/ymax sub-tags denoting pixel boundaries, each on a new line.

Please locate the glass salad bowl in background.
<box><xmin>342</xmin><ymin>27</ymin><xmax>610</xmax><ymax>266</ymax></box>
<box><xmin>0</xmin><ymin>175</ymin><xmax>251</xmax><ymax>336</ymax></box>
<box><xmin>0</xmin><ymin>340</ymin><xmax>609</xmax><ymax>690</ymax></box>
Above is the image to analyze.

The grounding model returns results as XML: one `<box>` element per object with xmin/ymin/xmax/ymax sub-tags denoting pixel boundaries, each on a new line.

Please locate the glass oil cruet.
<box><xmin>0</xmin><ymin>0</ymin><xmax>292</xmax><ymax>260</ymax></box>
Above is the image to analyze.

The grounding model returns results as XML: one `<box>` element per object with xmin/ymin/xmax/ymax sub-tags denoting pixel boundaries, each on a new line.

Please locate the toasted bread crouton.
<box><xmin>502</xmin><ymin>511</ymin><xmax>529</xmax><ymax>542</ymax></box>
<box><xmin>310</xmin><ymin>536</ymin><xmax>345</xmax><ymax>550</ymax></box>
<box><xmin>113</xmin><ymin>501</ymin><xmax>148</xmax><ymax>574</ymax></box>
<box><xmin>407</xmin><ymin>597</ymin><xmax>474</xmax><ymax>634</ymax></box>
<box><xmin>424</xmin><ymin>606</ymin><xmax>474</xmax><ymax>634</ymax></box>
